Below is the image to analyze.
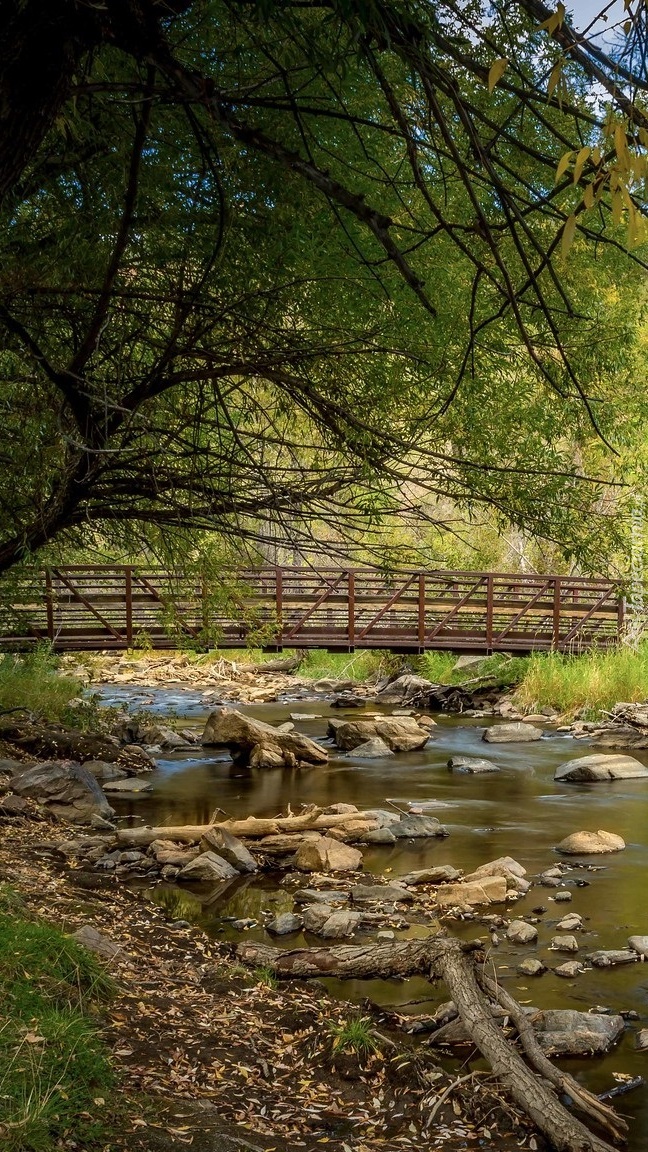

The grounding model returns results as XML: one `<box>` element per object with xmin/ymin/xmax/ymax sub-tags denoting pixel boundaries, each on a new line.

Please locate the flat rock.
<box><xmin>506</xmin><ymin>920</ymin><xmax>538</xmax><ymax>945</ymax></box>
<box><xmin>323</xmin><ymin>803</ymin><xmax>358</xmax><ymax>815</ymax></box>
<box><xmin>554</xmin><ymin>753</ymin><xmax>648</xmax><ymax>782</ymax></box>
<box><xmin>318</xmin><ymin>909</ymin><xmax>362</xmax><ymax>939</ymax></box>
<box><xmin>587</xmin><ymin>950</ymin><xmax>638</xmax><ymax>967</ymax></box>
<box><xmin>350</xmin><ymin>884</ymin><xmax>414</xmax><ymax>905</ymax></box>
<box><xmin>551</xmin><ymin>934</ymin><xmax>579</xmax><ymax>952</ymax></box>
<box><xmin>294</xmin><ymin>889</ymin><xmax>349</xmax><ymax>906</ymax></box>
<box><xmin>11</xmin><ymin>759</ymin><xmax>115</xmax><ymax>824</ymax></box>
<box><xmin>554</xmin><ymin>961</ymin><xmax>584</xmax><ymax>978</ymax></box>
<box><xmin>266</xmin><ymin>912</ymin><xmax>303</xmax><ymax>935</ymax></box>
<box><xmin>517</xmin><ymin>957</ymin><xmax>545</xmax><ymax>976</ymax></box>
<box><xmin>400</xmin><ymin>865</ymin><xmax>462</xmax><ymax>886</ymax></box>
<box><xmin>72</xmin><ymin>924</ymin><xmax>121</xmax><ymax>960</ymax></box>
<box><xmin>294</xmin><ymin>835</ymin><xmax>363</xmax><ymax>873</ymax></box>
<box><xmin>556</xmin><ymin>829</ymin><xmax>625</xmax><ymax>855</ymax></box>
<box><xmin>448</xmin><ymin>756</ymin><xmax>500</xmax><ymax>774</ymax></box>
<box><xmin>103</xmin><ymin>776</ymin><xmax>152</xmax><ymax>792</ymax></box>
<box><xmin>628</xmin><ymin>935</ymin><xmax>648</xmax><ymax>958</ymax></box>
<box><xmin>534</xmin><ymin>1009</ymin><xmax>624</xmax><ymax>1056</ymax></box>
<box><xmin>178</xmin><ymin>851</ymin><xmax>239</xmax><ymax>882</ymax></box>
<box><xmin>200</xmin><ymin>826</ymin><xmax>258</xmax><ymax>874</ymax></box>
<box><xmin>436</xmin><ymin>874</ymin><xmax>507</xmax><ymax>907</ymax></box>
<box><xmin>483</xmin><ymin>722</ymin><xmax>543</xmax><ymax>743</ymax></box>
<box><xmin>349</xmin><ymin>737</ymin><xmax>394</xmax><ymax>759</ymax></box>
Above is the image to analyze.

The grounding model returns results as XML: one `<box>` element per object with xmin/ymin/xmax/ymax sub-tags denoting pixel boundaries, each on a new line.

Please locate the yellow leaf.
<box><xmin>614</xmin><ymin>123</ymin><xmax>630</xmax><ymax>167</ymax></box>
<box><xmin>583</xmin><ymin>182</ymin><xmax>595</xmax><ymax>210</ymax></box>
<box><xmin>561</xmin><ymin>214</ymin><xmax>577</xmax><ymax>258</ymax></box>
<box><xmin>592</xmin><ymin>145</ymin><xmax>602</xmax><ymax>165</ymax></box>
<box><xmin>488</xmin><ymin>57</ymin><xmax>509</xmax><ymax>92</ymax></box>
<box><xmin>547</xmin><ymin>61</ymin><xmax>563</xmax><ymax>99</ymax></box>
<box><xmin>537</xmin><ymin>3</ymin><xmax>566</xmax><ymax>35</ymax></box>
<box><xmin>572</xmin><ymin>146</ymin><xmax>590</xmax><ymax>184</ymax></box>
<box><xmin>555</xmin><ymin>150</ymin><xmax>573</xmax><ymax>182</ymax></box>
<box><xmin>611</xmin><ymin>188</ymin><xmax>624</xmax><ymax>226</ymax></box>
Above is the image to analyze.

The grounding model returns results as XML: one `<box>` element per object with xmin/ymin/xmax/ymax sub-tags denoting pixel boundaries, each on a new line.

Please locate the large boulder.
<box><xmin>533</xmin><ymin>1010</ymin><xmax>624</xmax><ymax>1056</ymax></box>
<box><xmin>483</xmin><ymin>722</ymin><xmax>543</xmax><ymax>743</ymax></box>
<box><xmin>11</xmin><ymin>760</ymin><xmax>115</xmax><ymax>824</ymax></box>
<box><xmin>554</xmin><ymin>753</ymin><xmax>648</xmax><ymax>782</ymax></box>
<box><xmin>201</xmin><ymin>708</ymin><xmax>328</xmax><ymax>769</ymax></box>
<box><xmin>293</xmin><ymin>834</ymin><xmax>363</xmax><ymax>873</ymax></box>
<box><xmin>376</xmin><ymin>674</ymin><xmax>435</xmax><ymax>703</ymax></box>
<box><xmin>556</xmin><ymin>829</ymin><xmax>625</xmax><ymax>855</ymax></box>
<box><xmin>330</xmin><ymin>716</ymin><xmax>430</xmax><ymax>753</ymax></box>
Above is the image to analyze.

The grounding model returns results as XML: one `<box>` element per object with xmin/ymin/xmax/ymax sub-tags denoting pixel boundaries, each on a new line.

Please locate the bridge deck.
<box><xmin>0</xmin><ymin>566</ymin><xmax>624</xmax><ymax>653</ymax></box>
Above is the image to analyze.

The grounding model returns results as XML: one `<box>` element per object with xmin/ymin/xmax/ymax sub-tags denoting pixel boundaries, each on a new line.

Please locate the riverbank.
<box><xmin>0</xmin><ymin>815</ymin><xmax>535</xmax><ymax>1152</ymax></box>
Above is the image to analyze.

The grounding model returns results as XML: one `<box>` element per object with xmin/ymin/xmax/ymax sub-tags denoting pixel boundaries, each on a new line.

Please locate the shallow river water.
<box><xmin>101</xmin><ymin>685</ymin><xmax>648</xmax><ymax>1147</ymax></box>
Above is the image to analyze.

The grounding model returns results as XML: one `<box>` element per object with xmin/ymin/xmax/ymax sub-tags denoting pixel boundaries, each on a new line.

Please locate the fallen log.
<box><xmin>116</xmin><ymin>806</ymin><xmax>377</xmax><ymax>847</ymax></box>
<box><xmin>234</xmin><ymin>934</ymin><xmax>623</xmax><ymax>1152</ymax></box>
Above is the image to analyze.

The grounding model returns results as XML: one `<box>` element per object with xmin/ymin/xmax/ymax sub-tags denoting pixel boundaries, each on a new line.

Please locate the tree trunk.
<box><xmin>234</xmin><ymin>935</ymin><xmax>625</xmax><ymax>1152</ymax></box>
<box><xmin>116</xmin><ymin>808</ymin><xmax>379</xmax><ymax>846</ymax></box>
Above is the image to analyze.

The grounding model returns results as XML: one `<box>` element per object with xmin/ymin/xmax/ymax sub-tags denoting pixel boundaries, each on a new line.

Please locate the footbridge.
<box><xmin>0</xmin><ymin>566</ymin><xmax>624</xmax><ymax>654</ymax></box>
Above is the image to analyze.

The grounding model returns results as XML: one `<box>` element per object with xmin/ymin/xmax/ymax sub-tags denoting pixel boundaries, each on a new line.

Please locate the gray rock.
<box><xmin>0</xmin><ymin>794</ymin><xmax>30</xmax><ymax>816</ymax></box>
<box><xmin>400</xmin><ymin>865</ymin><xmax>462</xmax><ymax>886</ymax></box>
<box><xmin>349</xmin><ymin>737</ymin><xmax>394</xmax><ymax>759</ymax></box>
<box><xmin>84</xmin><ymin>760</ymin><xmax>128</xmax><ymax>782</ymax></box>
<box><xmin>587</xmin><ymin>950</ymin><xmax>639</xmax><ymax>967</ymax></box>
<box><xmin>392</xmin><ymin>814</ymin><xmax>447</xmax><ymax>838</ymax></box>
<box><xmin>332</xmin><ymin>715</ymin><xmax>430</xmax><ymax>753</ymax></box>
<box><xmin>301</xmin><ymin>903</ymin><xmax>334</xmax><ymax>933</ymax></box>
<box><xmin>636</xmin><ymin>1030</ymin><xmax>648</xmax><ymax>1051</ymax></box>
<box><xmin>350</xmin><ymin>884</ymin><xmax>414</xmax><ymax>905</ymax></box>
<box><xmin>448</xmin><ymin>756</ymin><xmax>500</xmax><ymax>774</ymax></box>
<box><xmin>200</xmin><ymin>827</ymin><xmax>258</xmax><ymax>874</ymax></box>
<box><xmin>266</xmin><ymin>912</ymin><xmax>303</xmax><ymax>935</ymax></box>
<box><xmin>361</xmin><ymin>827</ymin><xmax>396</xmax><ymax>844</ymax></box>
<box><xmin>376</xmin><ymin>674</ymin><xmax>435</xmax><ymax>702</ymax></box>
<box><xmin>534</xmin><ymin>1009</ymin><xmax>624</xmax><ymax>1056</ymax></box>
<box><xmin>362</xmin><ymin>808</ymin><xmax>402</xmax><ymax>827</ymax></box>
<box><xmin>483</xmin><ymin>722</ymin><xmax>543</xmax><ymax>743</ymax></box>
<box><xmin>554</xmin><ymin>753</ymin><xmax>648</xmax><ymax>782</ymax></box>
<box><xmin>554</xmin><ymin>961</ymin><xmax>584</xmax><ymax>979</ymax></box>
<box><xmin>517</xmin><ymin>957</ymin><xmax>545</xmax><ymax>976</ymax></box>
<box><xmin>72</xmin><ymin>924</ymin><xmax>121</xmax><ymax>959</ymax></box>
<box><xmin>11</xmin><ymin>760</ymin><xmax>115</xmax><ymax>824</ymax></box>
<box><xmin>506</xmin><ymin>920</ymin><xmax>538</xmax><ymax>945</ymax></box>
<box><xmin>551</xmin><ymin>934</ymin><xmax>579</xmax><ymax>952</ymax></box>
<box><xmin>377</xmin><ymin>930</ymin><xmax>395</xmax><ymax>940</ymax></box>
<box><xmin>554</xmin><ymin>891</ymin><xmax>573</xmax><ymax>902</ymax></box>
<box><xmin>319</xmin><ymin>909</ymin><xmax>362</xmax><ymax>938</ymax></box>
<box><xmin>294</xmin><ymin>888</ymin><xmax>349</xmax><ymax>906</ymax></box>
<box><xmin>178</xmin><ymin>851</ymin><xmax>239</xmax><ymax>882</ymax></box>
<box><xmin>323</xmin><ymin>803</ymin><xmax>358</xmax><ymax>815</ymax></box>
<box><xmin>628</xmin><ymin>935</ymin><xmax>648</xmax><ymax>958</ymax></box>
<box><xmin>556</xmin><ymin>914</ymin><xmax>582</xmax><ymax>931</ymax></box>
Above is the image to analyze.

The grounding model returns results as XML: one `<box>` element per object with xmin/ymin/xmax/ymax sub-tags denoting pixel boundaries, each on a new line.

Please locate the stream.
<box><xmin>99</xmin><ymin>684</ymin><xmax>648</xmax><ymax>1148</ymax></box>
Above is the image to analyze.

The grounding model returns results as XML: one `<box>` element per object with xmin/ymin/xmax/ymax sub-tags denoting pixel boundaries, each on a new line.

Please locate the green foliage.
<box><xmin>0</xmin><ymin>896</ymin><xmax>115</xmax><ymax>1151</ymax></box>
<box><xmin>253</xmin><ymin>966</ymin><xmax>278</xmax><ymax>990</ymax></box>
<box><xmin>416</xmin><ymin>651</ymin><xmax>529</xmax><ymax>689</ymax></box>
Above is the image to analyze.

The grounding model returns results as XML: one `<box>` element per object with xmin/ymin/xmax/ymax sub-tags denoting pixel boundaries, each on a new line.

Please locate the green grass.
<box><xmin>253</xmin><ymin>966</ymin><xmax>278</xmax><ymax>990</ymax></box>
<box><xmin>416</xmin><ymin>650</ymin><xmax>530</xmax><ymax>689</ymax></box>
<box><xmin>513</xmin><ymin>643</ymin><xmax>648</xmax><ymax>718</ymax></box>
<box><xmin>0</xmin><ymin>888</ymin><xmax>116</xmax><ymax>1151</ymax></box>
<box><xmin>328</xmin><ymin>1015</ymin><xmax>380</xmax><ymax>1056</ymax></box>
<box><xmin>298</xmin><ymin>649</ymin><xmax>405</xmax><ymax>682</ymax></box>
<box><xmin>0</xmin><ymin>648</ymin><xmax>83</xmax><ymax>727</ymax></box>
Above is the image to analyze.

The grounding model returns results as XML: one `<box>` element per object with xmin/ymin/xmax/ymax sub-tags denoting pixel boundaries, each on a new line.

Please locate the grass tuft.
<box><xmin>328</xmin><ymin>1014</ymin><xmax>379</xmax><ymax>1056</ymax></box>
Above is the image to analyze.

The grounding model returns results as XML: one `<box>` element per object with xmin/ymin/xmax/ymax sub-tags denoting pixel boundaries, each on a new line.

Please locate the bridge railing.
<box><xmin>0</xmin><ymin>565</ymin><xmax>624</xmax><ymax>653</ymax></box>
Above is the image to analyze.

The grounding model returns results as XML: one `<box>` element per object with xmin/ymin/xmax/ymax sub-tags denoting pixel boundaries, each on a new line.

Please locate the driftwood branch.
<box><xmin>234</xmin><ymin>934</ymin><xmax>623</xmax><ymax>1152</ymax></box>
<box><xmin>116</xmin><ymin>806</ymin><xmax>378</xmax><ymax>846</ymax></box>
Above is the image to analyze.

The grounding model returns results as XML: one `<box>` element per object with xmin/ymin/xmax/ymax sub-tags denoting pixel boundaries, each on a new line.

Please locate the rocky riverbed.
<box><xmin>3</xmin><ymin>660</ymin><xmax>648</xmax><ymax>1149</ymax></box>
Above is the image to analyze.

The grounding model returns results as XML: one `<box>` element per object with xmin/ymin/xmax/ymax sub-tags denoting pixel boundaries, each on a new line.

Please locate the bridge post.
<box><xmin>418</xmin><ymin>572</ymin><xmax>425</xmax><ymax>650</ymax></box>
<box><xmin>125</xmin><ymin>567</ymin><xmax>133</xmax><ymax>648</ymax></box>
<box><xmin>347</xmin><ymin>570</ymin><xmax>355</xmax><ymax>650</ymax></box>
<box><xmin>552</xmin><ymin>578</ymin><xmax>561</xmax><ymax>650</ymax></box>
<box><xmin>45</xmin><ymin>569</ymin><xmax>54</xmax><ymax>643</ymax></box>
<box><xmin>275</xmin><ymin>567</ymin><xmax>283</xmax><ymax>649</ymax></box>
<box><xmin>486</xmin><ymin>573</ymin><xmax>494</xmax><ymax>652</ymax></box>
